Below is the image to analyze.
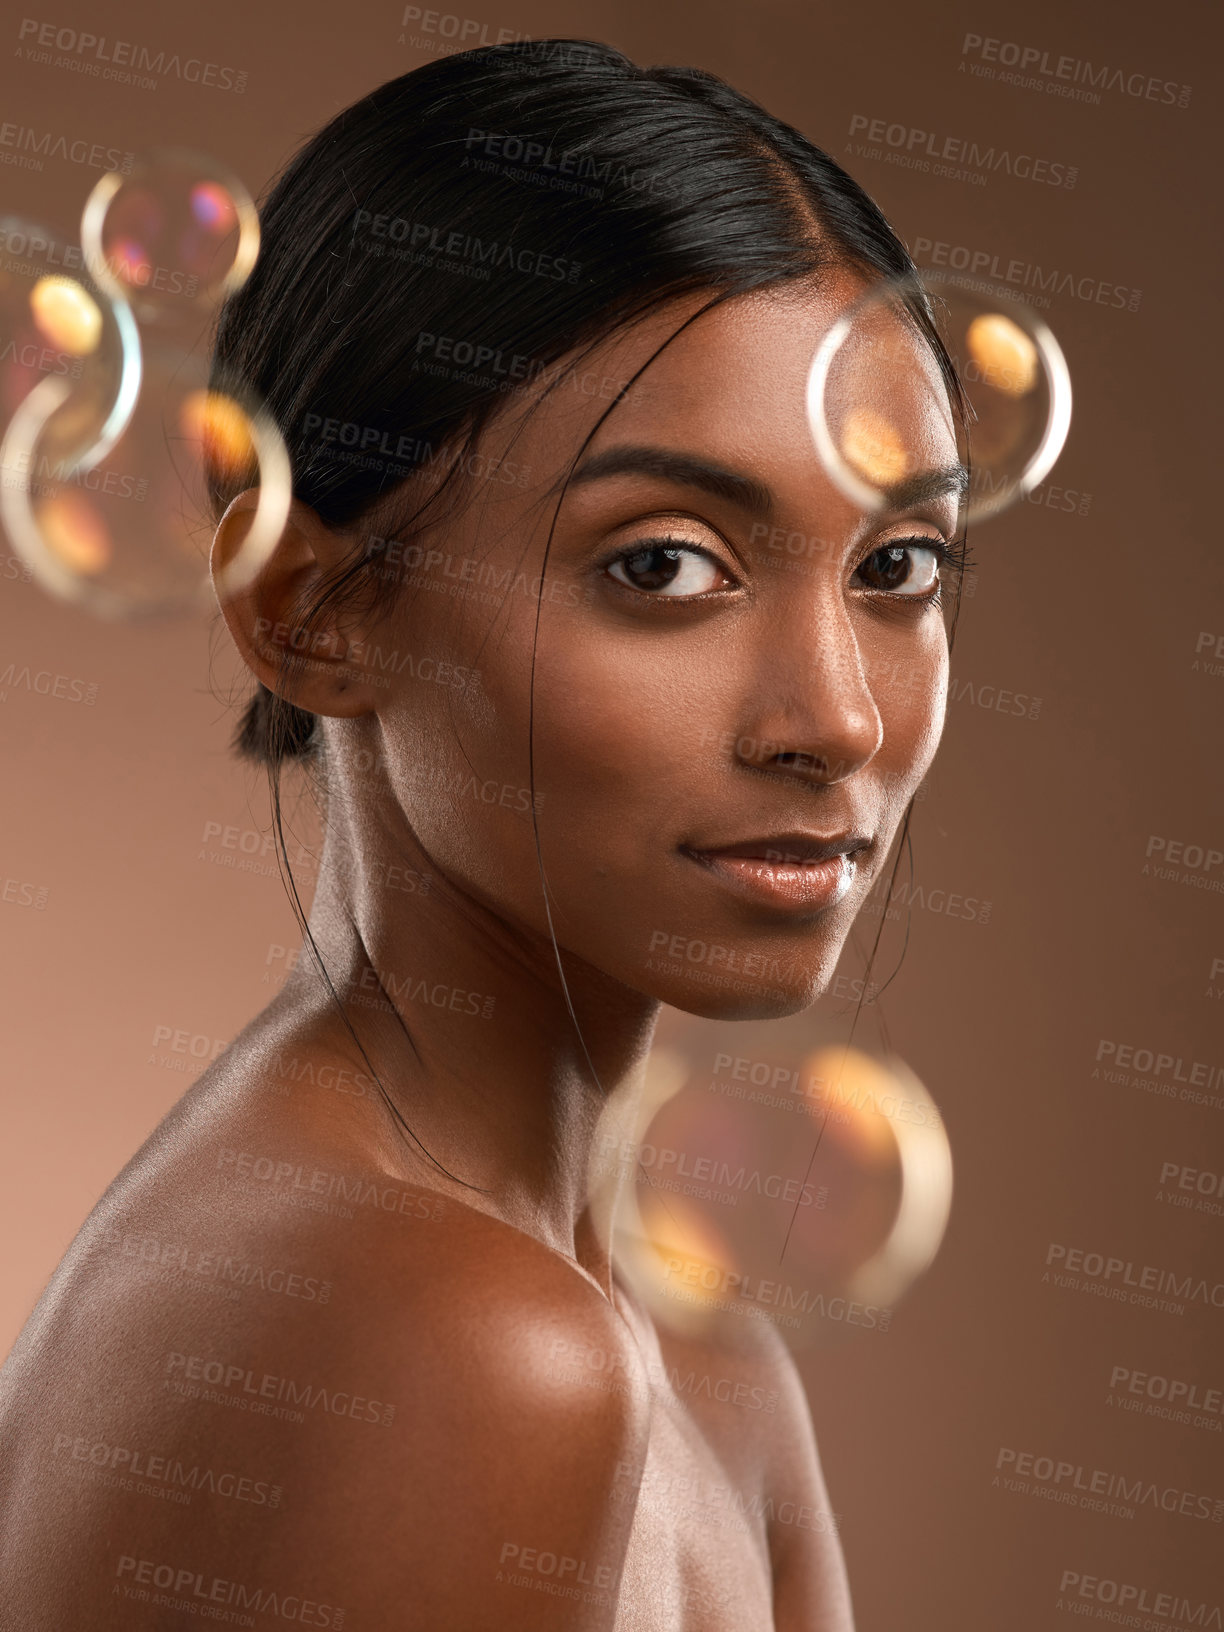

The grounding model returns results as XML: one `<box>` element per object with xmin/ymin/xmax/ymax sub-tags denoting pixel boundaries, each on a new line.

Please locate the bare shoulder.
<box><xmin>646</xmin><ymin>1309</ymin><xmax>855</xmax><ymax>1631</ymax></box>
<box><xmin>741</xmin><ymin>1321</ymin><xmax>855</xmax><ymax>1632</ymax></box>
<box><xmin>0</xmin><ymin>1056</ymin><xmax>652</xmax><ymax>1629</ymax></box>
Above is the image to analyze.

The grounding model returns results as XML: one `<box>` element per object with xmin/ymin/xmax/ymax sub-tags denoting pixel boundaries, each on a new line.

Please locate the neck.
<box><xmin>277</xmin><ymin>761</ymin><xmax>660</xmax><ymax>1289</ymax></box>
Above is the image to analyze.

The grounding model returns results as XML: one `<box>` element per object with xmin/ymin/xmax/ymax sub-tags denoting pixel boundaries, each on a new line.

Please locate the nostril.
<box><xmin>773</xmin><ymin>751</ymin><xmax>827</xmax><ymax>774</ymax></box>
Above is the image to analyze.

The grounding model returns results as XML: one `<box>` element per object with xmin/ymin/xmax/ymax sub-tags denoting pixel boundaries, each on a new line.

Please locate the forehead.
<box><xmin>502</xmin><ymin>270</ymin><xmax>958</xmax><ymax>526</ymax></box>
<box><xmin>570</xmin><ymin>276</ymin><xmax>865</xmax><ymax>471</ymax></box>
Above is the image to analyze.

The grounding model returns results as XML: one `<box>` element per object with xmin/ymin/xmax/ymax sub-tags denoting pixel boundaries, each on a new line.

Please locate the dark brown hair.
<box><xmin>209</xmin><ymin>36</ymin><xmax>961</xmax><ymax>771</ymax></box>
<box><xmin>206</xmin><ymin>38</ymin><xmax>966</xmax><ymax>1175</ymax></box>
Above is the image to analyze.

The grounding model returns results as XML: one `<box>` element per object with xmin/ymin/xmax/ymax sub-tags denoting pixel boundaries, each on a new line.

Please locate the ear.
<box><xmin>210</xmin><ymin>490</ymin><xmax>384</xmax><ymax>720</ymax></box>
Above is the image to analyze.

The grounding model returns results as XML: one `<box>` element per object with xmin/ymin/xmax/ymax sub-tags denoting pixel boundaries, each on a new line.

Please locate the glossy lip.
<box><xmin>680</xmin><ymin>831</ymin><xmax>870</xmax><ymax>913</ymax></box>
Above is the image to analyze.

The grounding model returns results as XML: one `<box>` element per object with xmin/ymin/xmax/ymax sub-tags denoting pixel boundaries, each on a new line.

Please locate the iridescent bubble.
<box><xmin>0</xmin><ymin>216</ymin><xmax>140</xmax><ymax>476</ymax></box>
<box><xmin>807</xmin><ymin>269</ymin><xmax>1072</xmax><ymax>524</ymax></box>
<box><xmin>80</xmin><ymin>149</ymin><xmax>258</xmax><ymax>324</ymax></box>
<box><xmin>0</xmin><ymin>337</ymin><xmax>290</xmax><ymax>619</ymax></box>
<box><xmin>587</xmin><ymin>1004</ymin><xmax>953</xmax><ymax>1351</ymax></box>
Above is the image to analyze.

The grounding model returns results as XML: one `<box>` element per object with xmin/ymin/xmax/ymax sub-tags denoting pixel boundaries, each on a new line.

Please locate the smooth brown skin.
<box><xmin>0</xmin><ymin>273</ymin><xmax>957</xmax><ymax>1629</ymax></box>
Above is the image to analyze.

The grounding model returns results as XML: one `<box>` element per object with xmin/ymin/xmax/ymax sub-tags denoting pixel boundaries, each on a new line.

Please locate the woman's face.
<box><xmin>351</xmin><ymin>271</ymin><xmax>958</xmax><ymax>1019</ymax></box>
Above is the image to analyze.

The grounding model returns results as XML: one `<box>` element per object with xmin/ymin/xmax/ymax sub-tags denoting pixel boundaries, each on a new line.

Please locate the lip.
<box><xmin>681</xmin><ymin>832</ymin><xmax>869</xmax><ymax>913</ymax></box>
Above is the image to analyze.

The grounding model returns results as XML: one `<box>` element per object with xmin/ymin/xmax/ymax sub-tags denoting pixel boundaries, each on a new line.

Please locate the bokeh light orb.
<box><xmin>0</xmin><ymin>339</ymin><xmax>289</xmax><ymax>619</ymax></box>
<box><xmin>80</xmin><ymin>149</ymin><xmax>258</xmax><ymax>324</ymax></box>
<box><xmin>588</xmin><ymin>1004</ymin><xmax>953</xmax><ymax>1352</ymax></box>
<box><xmin>807</xmin><ymin>268</ymin><xmax>1071</xmax><ymax>524</ymax></box>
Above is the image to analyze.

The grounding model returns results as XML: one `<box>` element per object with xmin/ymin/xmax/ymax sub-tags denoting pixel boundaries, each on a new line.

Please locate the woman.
<box><xmin>0</xmin><ymin>39</ymin><xmax>966</xmax><ymax>1629</ymax></box>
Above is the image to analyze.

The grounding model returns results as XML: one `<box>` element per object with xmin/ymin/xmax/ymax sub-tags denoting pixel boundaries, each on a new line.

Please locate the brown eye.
<box><xmin>856</xmin><ymin>541</ymin><xmax>944</xmax><ymax>597</ymax></box>
<box><xmin>608</xmin><ymin>541</ymin><xmax>726</xmax><ymax>596</ymax></box>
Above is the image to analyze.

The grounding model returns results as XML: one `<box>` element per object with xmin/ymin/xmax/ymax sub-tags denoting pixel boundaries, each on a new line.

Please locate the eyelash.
<box><xmin>605</xmin><ymin>533</ymin><xmax>973</xmax><ymax>600</ymax></box>
<box><xmin>604</xmin><ymin>535</ymin><xmax>725</xmax><ymax>596</ymax></box>
<box><xmin>861</xmin><ymin>534</ymin><xmax>973</xmax><ymax>599</ymax></box>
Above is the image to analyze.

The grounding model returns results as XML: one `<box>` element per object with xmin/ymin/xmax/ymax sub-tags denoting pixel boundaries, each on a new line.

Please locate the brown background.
<box><xmin>1</xmin><ymin>0</ymin><xmax>1221</xmax><ymax>1626</ymax></box>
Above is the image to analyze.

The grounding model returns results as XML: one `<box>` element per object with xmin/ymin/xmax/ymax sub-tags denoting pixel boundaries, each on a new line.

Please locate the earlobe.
<box><xmin>211</xmin><ymin>491</ymin><xmax>383</xmax><ymax>721</ymax></box>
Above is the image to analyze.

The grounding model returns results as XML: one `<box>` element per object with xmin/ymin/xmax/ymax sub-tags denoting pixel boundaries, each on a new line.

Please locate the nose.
<box><xmin>732</xmin><ymin>593</ymin><xmax>883</xmax><ymax>785</ymax></box>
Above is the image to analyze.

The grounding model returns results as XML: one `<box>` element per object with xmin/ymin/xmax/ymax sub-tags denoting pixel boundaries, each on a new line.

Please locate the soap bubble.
<box><xmin>0</xmin><ymin>337</ymin><xmax>290</xmax><ymax>619</ymax></box>
<box><xmin>588</xmin><ymin>1004</ymin><xmax>953</xmax><ymax>1351</ymax></box>
<box><xmin>807</xmin><ymin>269</ymin><xmax>1071</xmax><ymax>524</ymax></box>
<box><xmin>0</xmin><ymin>215</ymin><xmax>140</xmax><ymax>479</ymax></box>
<box><xmin>80</xmin><ymin>149</ymin><xmax>258</xmax><ymax>325</ymax></box>
<box><xmin>0</xmin><ymin>158</ymin><xmax>279</xmax><ymax>617</ymax></box>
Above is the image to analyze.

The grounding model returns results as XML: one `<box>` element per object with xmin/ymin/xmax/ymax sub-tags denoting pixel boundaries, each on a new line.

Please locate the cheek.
<box><xmin>871</xmin><ymin>615</ymin><xmax>949</xmax><ymax>783</ymax></box>
<box><xmin>376</xmin><ymin>590</ymin><xmax>547</xmax><ymax>910</ymax></box>
<box><xmin>532</xmin><ymin>616</ymin><xmax>703</xmax><ymax>834</ymax></box>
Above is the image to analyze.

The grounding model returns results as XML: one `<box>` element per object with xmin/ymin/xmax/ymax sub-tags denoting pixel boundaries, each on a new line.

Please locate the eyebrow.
<box><xmin>568</xmin><ymin>443</ymin><xmax>970</xmax><ymax>522</ymax></box>
<box><xmin>883</xmin><ymin>463</ymin><xmax>971</xmax><ymax>509</ymax></box>
<box><xmin>568</xmin><ymin>444</ymin><xmax>774</xmax><ymax>519</ymax></box>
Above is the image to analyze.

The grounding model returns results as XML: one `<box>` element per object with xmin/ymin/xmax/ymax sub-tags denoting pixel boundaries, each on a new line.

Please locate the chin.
<box><xmin>631</xmin><ymin>916</ymin><xmax>854</xmax><ymax>1020</ymax></box>
<box><xmin>653</xmin><ymin>969</ymin><xmax>833</xmax><ymax>1023</ymax></box>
